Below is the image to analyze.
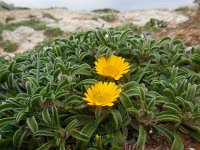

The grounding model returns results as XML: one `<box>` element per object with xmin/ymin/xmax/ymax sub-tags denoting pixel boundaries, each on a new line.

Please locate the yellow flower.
<box><xmin>95</xmin><ymin>55</ymin><xmax>130</xmax><ymax>80</ymax></box>
<box><xmin>95</xmin><ymin>134</ymin><xmax>100</xmax><ymax>141</ymax></box>
<box><xmin>83</xmin><ymin>82</ymin><xmax>122</xmax><ymax>106</ymax></box>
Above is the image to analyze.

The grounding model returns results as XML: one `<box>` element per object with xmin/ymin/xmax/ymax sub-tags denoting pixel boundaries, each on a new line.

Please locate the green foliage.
<box><xmin>43</xmin><ymin>13</ymin><xmax>59</xmax><ymax>21</ymax></box>
<box><xmin>0</xmin><ymin>28</ymin><xmax>200</xmax><ymax>149</ymax></box>
<box><xmin>0</xmin><ymin>56</ymin><xmax>8</xmax><ymax>65</ymax></box>
<box><xmin>0</xmin><ymin>40</ymin><xmax>18</xmax><ymax>52</ymax></box>
<box><xmin>44</xmin><ymin>27</ymin><xmax>64</xmax><ymax>37</ymax></box>
<box><xmin>145</xmin><ymin>18</ymin><xmax>167</xmax><ymax>28</ymax></box>
<box><xmin>5</xmin><ymin>16</ymin><xmax>15</xmax><ymax>23</ymax></box>
<box><xmin>101</xmin><ymin>14</ymin><xmax>117</xmax><ymax>22</ymax></box>
<box><xmin>115</xmin><ymin>22</ymin><xmax>161</xmax><ymax>34</ymax></box>
<box><xmin>92</xmin><ymin>8</ymin><xmax>120</xmax><ymax>13</ymax></box>
<box><xmin>3</xmin><ymin>19</ymin><xmax>47</xmax><ymax>31</ymax></box>
<box><xmin>0</xmin><ymin>1</ymin><xmax>14</xmax><ymax>10</ymax></box>
<box><xmin>33</xmin><ymin>38</ymin><xmax>55</xmax><ymax>51</ymax></box>
<box><xmin>175</xmin><ymin>6</ymin><xmax>191</xmax><ymax>13</ymax></box>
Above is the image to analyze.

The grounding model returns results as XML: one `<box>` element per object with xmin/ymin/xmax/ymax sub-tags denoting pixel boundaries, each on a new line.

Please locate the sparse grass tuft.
<box><xmin>0</xmin><ymin>40</ymin><xmax>18</xmax><ymax>52</ymax></box>
<box><xmin>33</xmin><ymin>38</ymin><xmax>55</xmax><ymax>51</ymax></box>
<box><xmin>43</xmin><ymin>13</ymin><xmax>59</xmax><ymax>21</ymax></box>
<box><xmin>5</xmin><ymin>16</ymin><xmax>15</xmax><ymax>23</ymax></box>
<box><xmin>4</xmin><ymin>19</ymin><xmax>47</xmax><ymax>31</ymax></box>
<box><xmin>101</xmin><ymin>14</ymin><xmax>117</xmax><ymax>22</ymax></box>
<box><xmin>115</xmin><ymin>22</ymin><xmax>161</xmax><ymax>34</ymax></box>
<box><xmin>44</xmin><ymin>27</ymin><xmax>64</xmax><ymax>37</ymax></box>
<box><xmin>92</xmin><ymin>8</ymin><xmax>120</xmax><ymax>13</ymax></box>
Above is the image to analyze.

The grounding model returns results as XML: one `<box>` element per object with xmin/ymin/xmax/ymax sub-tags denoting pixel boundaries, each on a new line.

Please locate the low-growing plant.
<box><xmin>100</xmin><ymin>14</ymin><xmax>117</xmax><ymax>22</ymax></box>
<box><xmin>0</xmin><ymin>22</ymin><xmax>4</xmax><ymax>35</ymax></box>
<box><xmin>43</xmin><ymin>13</ymin><xmax>59</xmax><ymax>21</ymax></box>
<box><xmin>175</xmin><ymin>6</ymin><xmax>191</xmax><ymax>14</ymax></box>
<box><xmin>0</xmin><ymin>28</ymin><xmax>200</xmax><ymax>150</ymax></box>
<box><xmin>145</xmin><ymin>18</ymin><xmax>167</xmax><ymax>28</ymax></box>
<box><xmin>33</xmin><ymin>38</ymin><xmax>56</xmax><ymax>52</ymax></box>
<box><xmin>3</xmin><ymin>19</ymin><xmax>47</xmax><ymax>31</ymax></box>
<box><xmin>115</xmin><ymin>22</ymin><xmax>160</xmax><ymax>34</ymax></box>
<box><xmin>92</xmin><ymin>8</ymin><xmax>120</xmax><ymax>13</ymax></box>
<box><xmin>0</xmin><ymin>40</ymin><xmax>18</xmax><ymax>52</ymax></box>
<box><xmin>0</xmin><ymin>56</ymin><xmax>7</xmax><ymax>65</ymax></box>
<box><xmin>44</xmin><ymin>27</ymin><xmax>64</xmax><ymax>37</ymax></box>
<box><xmin>5</xmin><ymin>16</ymin><xmax>15</xmax><ymax>23</ymax></box>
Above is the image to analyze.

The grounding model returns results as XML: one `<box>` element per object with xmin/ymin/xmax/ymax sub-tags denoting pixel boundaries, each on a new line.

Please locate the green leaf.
<box><xmin>155</xmin><ymin>112</ymin><xmax>181</xmax><ymax>123</ymax></box>
<box><xmin>59</xmin><ymin>141</ymin><xmax>66</xmax><ymax>150</ymax></box>
<box><xmin>65</xmin><ymin>119</ymin><xmax>78</xmax><ymax>132</ymax></box>
<box><xmin>111</xmin><ymin>131</ymin><xmax>125</xmax><ymax>147</ymax></box>
<box><xmin>81</xmin><ymin>120</ymin><xmax>98</xmax><ymax>141</ymax></box>
<box><xmin>136</xmin><ymin>125</ymin><xmax>146</xmax><ymax>150</ymax></box>
<box><xmin>36</xmin><ymin>140</ymin><xmax>56</xmax><ymax>150</ymax></box>
<box><xmin>163</xmin><ymin>103</ymin><xmax>182</xmax><ymax>119</ymax></box>
<box><xmin>95</xmin><ymin>107</ymin><xmax>102</xmax><ymax>121</ymax></box>
<box><xmin>56</xmin><ymin>79</ymin><xmax>69</xmax><ymax>93</ymax></box>
<box><xmin>13</xmin><ymin>126</ymin><xmax>27</xmax><ymax>147</ymax></box>
<box><xmin>52</xmin><ymin>106</ymin><xmax>60</xmax><ymax>127</ymax></box>
<box><xmin>153</xmin><ymin>124</ymin><xmax>174</xmax><ymax>142</ymax></box>
<box><xmin>74</xmin><ymin>79</ymin><xmax>98</xmax><ymax>88</ymax></box>
<box><xmin>16</xmin><ymin>111</ymin><xmax>26</xmax><ymax>122</ymax></box>
<box><xmin>96</xmin><ymin>29</ymin><xmax>107</xmax><ymax>46</ymax></box>
<box><xmin>119</xmin><ymin>29</ymin><xmax>131</xmax><ymax>42</ymax></box>
<box><xmin>71</xmin><ymin>130</ymin><xmax>89</xmax><ymax>142</ymax></box>
<box><xmin>34</xmin><ymin>130</ymin><xmax>54</xmax><ymax>137</ymax></box>
<box><xmin>119</xmin><ymin>92</ymin><xmax>133</xmax><ymax>110</ymax></box>
<box><xmin>137</xmin><ymin>87</ymin><xmax>145</xmax><ymax>101</ymax></box>
<box><xmin>185</xmin><ymin>83</ymin><xmax>197</xmax><ymax>101</ymax></box>
<box><xmin>170</xmin><ymin>134</ymin><xmax>184</xmax><ymax>150</ymax></box>
<box><xmin>42</xmin><ymin>109</ymin><xmax>51</xmax><ymax>125</ymax></box>
<box><xmin>64</xmin><ymin>115</ymin><xmax>95</xmax><ymax>128</ymax></box>
<box><xmin>0</xmin><ymin>117</ymin><xmax>15</xmax><ymax>127</ymax></box>
<box><xmin>109</xmin><ymin>109</ymin><xmax>122</xmax><ymax>129</ymax></box>
<box><xmin>0</xmin><ymin>103</ymin><xmax>17</xmax><ymax>113</ymax></box>
<box><xmin>27</xmin><ymin>116</ymin><xmax>38</xmax><ymax>133</ymax></box>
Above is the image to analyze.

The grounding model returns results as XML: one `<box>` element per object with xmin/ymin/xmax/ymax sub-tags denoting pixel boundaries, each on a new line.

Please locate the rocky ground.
<box><xmin>0</xmin><ymin>8</ymin><xmax>190</xmax><ymax>59</ymax></box>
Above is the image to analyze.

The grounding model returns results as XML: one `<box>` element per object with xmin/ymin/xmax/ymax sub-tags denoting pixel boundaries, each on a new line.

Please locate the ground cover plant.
<box><xmin>0</xmin><ymin>28</ymin><xmax>200</xmax><ymax>150</ymax></box>
<box><xmin>0</xmin><ymin>40</ymin><xmax>18</xmax><ymax>52</ymax></box>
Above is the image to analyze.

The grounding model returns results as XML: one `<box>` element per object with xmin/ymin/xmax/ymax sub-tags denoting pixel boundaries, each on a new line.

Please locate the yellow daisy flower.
<box><xmin>83</xmin><ymin>82</ymin><xmax>122</xmax><ymax>106</ymax></box>
<box><xmin>95</xmin><ymin>55</ymin><xmax>130</xmax><ymax>80</ymax></box>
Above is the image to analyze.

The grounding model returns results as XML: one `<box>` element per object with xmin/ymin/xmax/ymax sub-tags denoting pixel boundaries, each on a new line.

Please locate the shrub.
<box><xmin>100</xmin><ymin>14</ymin><xmax>117</xmax><ymax>22</ymax></box>
<box><xmin>92</xmin><ymin>8</ymin><xmax>120</xmax><ymax>13</ymax></box>
<box><xmin>0</xmin><ymin>40</ymin><xmax>18</xmax><ymax>52</ymax></box>
<box><xmin>145</xmin><ymin>18</ymin><xmax>167</xmax><ymax>28</ymax></box>
<box><xmin>44</xmin><ymin>27</ymin><xmax>64</xmax><ymax>37</ymax></box>
<box><xmin>0</xmin><ymin>28</ymin><xmax>200</xmax><ymax>149</ymax></box>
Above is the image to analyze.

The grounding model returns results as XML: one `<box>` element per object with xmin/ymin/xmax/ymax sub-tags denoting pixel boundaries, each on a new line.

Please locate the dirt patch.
<box><xmin>157</xmin><ymin>9</ymin><xmax>200</xmax><ymax>46</ymax></box>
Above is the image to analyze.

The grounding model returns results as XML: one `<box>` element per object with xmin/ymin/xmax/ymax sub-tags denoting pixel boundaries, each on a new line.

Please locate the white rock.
<box><xmin>2</xmin><ymin>26</ymin><xmax>44</xmax><ymax>53</ymax></box>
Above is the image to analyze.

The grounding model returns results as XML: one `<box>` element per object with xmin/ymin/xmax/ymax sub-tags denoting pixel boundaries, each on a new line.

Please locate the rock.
<box><xmin>122</xmin><ymin>9</ymin><xmax>189</xmax><ymax>26</ymax></box>
<box><xmin>2</xmin><ymin>26</ymin><xmax>44</xmax><ymax>53</ymax></box>
<box><xmin>0</xmin><ymin>8</ymin><xmax>190</xmax><ymax>58</ymax></box>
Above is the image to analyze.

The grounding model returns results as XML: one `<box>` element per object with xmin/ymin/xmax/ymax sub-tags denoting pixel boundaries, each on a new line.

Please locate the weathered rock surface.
<box><xmin>0</xmin><ymin>8</ymin><xmax>189</xmax><ymax>57</ymax></box>
<box><xmin>2</xmin><ymin>26</ymin><xmax>44</xmax><ymax>54</ymax></box>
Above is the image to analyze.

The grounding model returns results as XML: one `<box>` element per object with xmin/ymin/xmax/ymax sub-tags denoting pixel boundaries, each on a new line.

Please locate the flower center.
<box><xmin>94</xmin><ymin>93</ymin><xmax>110</xmax><ymax>104</ymax></box>
<box><xmin>103</xmin><ymin>65</ymin><xmax>119</xmax><ymax>77</ymax></box>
